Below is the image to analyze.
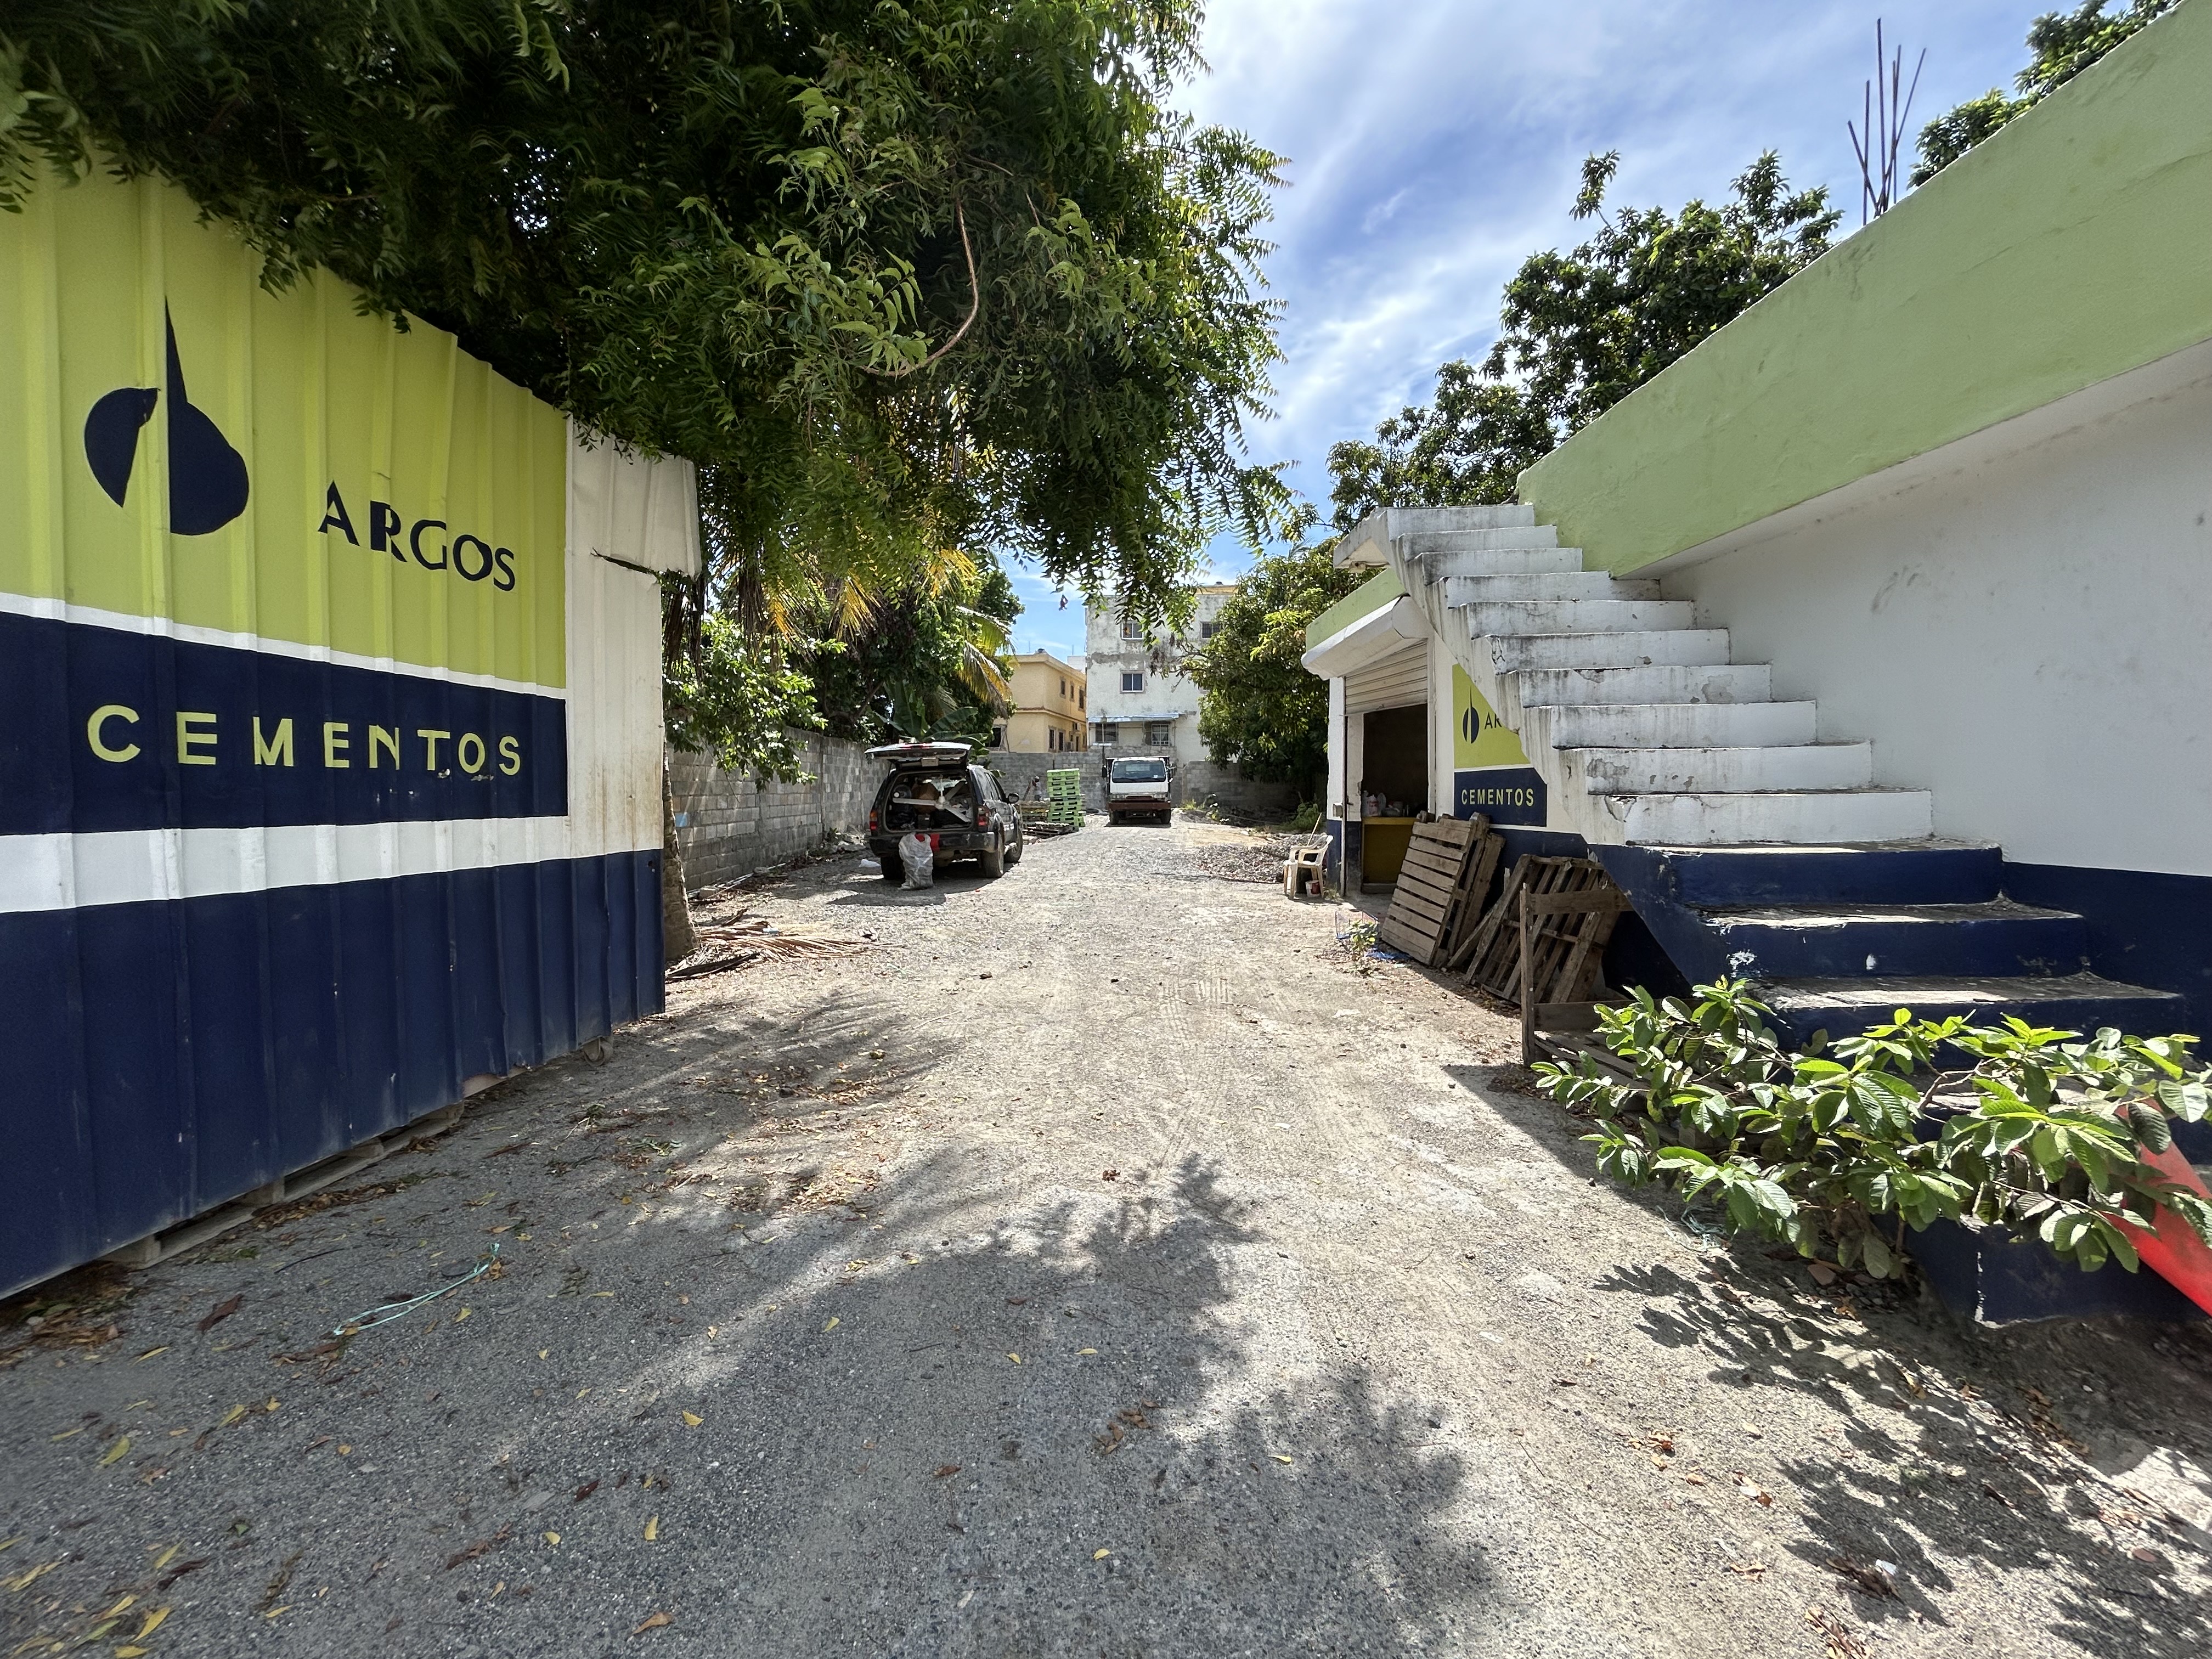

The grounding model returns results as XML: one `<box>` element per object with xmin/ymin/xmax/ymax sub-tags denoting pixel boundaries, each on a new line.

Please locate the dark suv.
<box><xmin>864</xmin><ymin>742</ymin><xmax>1026</xmax><ymax>881</ymax></box>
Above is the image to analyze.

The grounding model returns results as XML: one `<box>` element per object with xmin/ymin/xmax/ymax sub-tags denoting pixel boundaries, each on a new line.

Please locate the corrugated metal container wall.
<box><xmin>0</xmin><ymin>171</ymin><xmax>696</xmax><ymax>1296</ymax></box>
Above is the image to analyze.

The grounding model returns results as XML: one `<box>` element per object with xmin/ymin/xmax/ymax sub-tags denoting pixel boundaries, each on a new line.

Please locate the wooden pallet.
<box><xmin>1458</xmin><ymin>857</ymin><xmax>1632</xmax><ymax>1058</ymax></box>
<box><xmin>1375</xmin><ymin>816</ymin><xmax>1496</xmax><ymax>967</ymax></box>
<box><xmin>1517</xmin><ymin>876</ymin><xmax>1635</xmax><ymax>1063</ymax></box>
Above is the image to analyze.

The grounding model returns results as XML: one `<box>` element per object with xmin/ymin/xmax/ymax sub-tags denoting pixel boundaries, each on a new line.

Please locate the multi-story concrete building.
<box><xmin>1082</xmin><ymin>584</ymin><xmax>1235</xmax><ymax>761</ymax></box>
<box><xmin>1074</xmin><ymin>585</ymin><xmax>1296</xmax><ymax>819</ymax></box>
<box><xmin>995</xmin><ymin>651</ymin><xmax>1087</xmax><ymax>754</ymax></box>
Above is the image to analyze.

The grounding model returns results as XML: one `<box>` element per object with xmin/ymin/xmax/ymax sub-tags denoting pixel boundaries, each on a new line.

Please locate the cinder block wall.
<box><xmin>984</xmin><ymin>747</ymin><xmax>1299</xmax><ymax>818</ymax></box>
<box><xmin>669</xmin><ymin>733</ymin><xmax>878</xmax><ymax>890</ymax></box>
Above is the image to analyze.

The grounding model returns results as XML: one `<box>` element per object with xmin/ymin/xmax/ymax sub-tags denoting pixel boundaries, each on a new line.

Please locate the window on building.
<box><xmin>1121</xmin><ymin>671</ymin><xmax>1144</xmax><ymax>693</ymax></box>
<box><xmin>1078</xmin><ymin>689</ymin><xmax>1085</xmax><ymax>709</ymax></box>
<box><xmin>1120</xmin><ymin>618</ymin><xmax>1144</xmax><ymax>641</ymax></box>
<box><xmin>1048</xmin><ymin>728</ymin><xmax>1059</xmax><ymax>751</ymax></box>
<box><xmin>1097</xmin><ymin>722</ymin><xmax>1118</xmax><ymax>746</ymax></box>
<box><xmin>991</xmin><ymin>725</ymin><xmax>1006</xmax><ymax>748</ymax></box>
<box><xmin>1145</xmin><ymin>720</ymin><xmax>1172</xmax><ymax>745</ymax></box>
<box><xmin>1199</xmin><ymin>620</ymin><xmax>1218</xmax><ymax>639</ymax></box>
<box><xmin>1059</xmin><ymin>678</ymin><xmax>1066</xmax><ymax>697</ymax></box>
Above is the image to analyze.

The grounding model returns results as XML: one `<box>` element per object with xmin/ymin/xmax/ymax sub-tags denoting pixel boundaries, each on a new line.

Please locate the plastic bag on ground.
<box><xmin>899</xmin><ymin>832</ymin><xmax>934</xmax><ymax>890</ymax></box>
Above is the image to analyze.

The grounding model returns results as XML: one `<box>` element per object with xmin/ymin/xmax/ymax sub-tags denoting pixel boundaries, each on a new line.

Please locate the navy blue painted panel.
<box><xmin>0</xmin><ymin>911</ymin><xmax>93</xmax><ymax>1285</ymax></box>
<box><xmin>0</xmin><ymin>851</ymin><xmax>659</xmax><ymax>1297</ymax></box>
<box><xmin>2003</xmin><ymin>861</ymin><xmax>2212</xmax><ymax>1041</ymax></box>
<box><xmin>0</xmin><ymin>610</ymin><xmax>567</xmax><ymax>833</ymax></box>
<box><xmin>1453</xmin><ymin>767</ymin><xmax>1547</xmax><ymax>826</ymax></box>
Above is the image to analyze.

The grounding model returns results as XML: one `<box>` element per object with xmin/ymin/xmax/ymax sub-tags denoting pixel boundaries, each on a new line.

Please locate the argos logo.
<box><xmin>82</xmin><ymin>309</ymin><xmax>251</xmax><ymax>536</ymax></box>
<box><xmin>317</xmin><ymin>482</ymin><xmax>520</xmax><ymax>591</ymax></box>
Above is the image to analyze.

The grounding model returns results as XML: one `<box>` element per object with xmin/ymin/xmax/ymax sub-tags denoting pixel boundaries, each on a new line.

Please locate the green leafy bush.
<box><xmin>1536</xmin><ymin>980</ymin><xmax>2212</xmax><ymax>1278</ymax></box>
<box><xmin>663</xmin><ymin>614</ymin><xmax>823</xmax><ymax>785</ymax></box>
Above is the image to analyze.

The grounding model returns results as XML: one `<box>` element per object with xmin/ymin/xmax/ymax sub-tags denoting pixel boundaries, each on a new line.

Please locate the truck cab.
<box><xmin>1104</xmin><ymin>755</ymin><xmax>1173</xmax><ymax>826</ymax></box>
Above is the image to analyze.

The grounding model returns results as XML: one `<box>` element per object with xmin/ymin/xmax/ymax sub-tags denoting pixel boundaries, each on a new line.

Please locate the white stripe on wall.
<box><xmin>0</xmin><ymin>817</ymin><xmax>658</xmax><ymax>913</ymax></box>
<box><xmin>0</xmin><ymin>591</ymin><xmax>566</xmax><ymax>702</ymax></box>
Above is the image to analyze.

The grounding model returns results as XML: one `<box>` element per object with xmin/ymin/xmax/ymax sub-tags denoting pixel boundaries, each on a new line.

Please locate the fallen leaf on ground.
<box><xmin>1078</xmin><ymin>1348</ymin><xmax>1097</xmax><ymax>1356</ymax></box>
<box><xmin>541</xmin><ymin>1532</ymin><xmax>560</xmax><ymax>1547</ymax></box>
<box><xmin>99</xmin><ymin>1436</ymin><xmax>132</xmax><ymax>1466</ymax></box>
<box><xmin>3</xmin><ymin>1559</ymin><xmax>60</xmax><ymax>1592</ymax></box>
<box><xmin>454</xmin><ymin>1308</ymin><xmax>472</xmax><ymax>1323</ymax></box>
<box><xmin>220</xmin><ymin>1405</ymin><xmax>247</xmax><ymax>1427</ymax></box>
<box><xmin>933</xmin><ymin>1465</ymin><xmax>961</xmax><ymax>1479</ymax></box>
<box><xmin>133</xmin><ymin>1347</ymin><xmax>168</xmax><ymax>1363</ymax></box>
<box><xmin>197</xmin><ymin>1295</ymin><xmax>242</xmax><ymax>1333</ymax></box>
<box><xmin>644</xmin><ymin>1515</ymin><xmax>659</xmax><ymax>1542</ymax></box>
<box><xmin>1271</xmin><ymin>1455</ymin><xmax>1293</xmax><ymax>1465</ymax></box>
<box><xmin>134</xmin><ymin>1607</ymin><xmax>170</xmax><ymax>1639</ymax></box>
<box><xmin>49</xmin><ymin>1427</ymin><xmax>84</xmax><ymax>1442</ymax></box>
<box><xmin>1092</xmin><ymin>1549</ymin><xmax>1110</xmax><ymax>1560</ymax></box>
<box><xmin>1807</xmin><ymin>1262</ymin><xmax>1838</xmax><ymax>1286</ymax></box>
<box><xmin>681</xmin><ymin>1412</ymin><xmax>702</xmax><ymax>1427</ymax></box>
<box><xmin>1683</xmin><ymin>1471</ymin><xmax>1706</xmax><ymax>1486</ymax></box>
<box><xmin>574</xmin><ymin>1482</ymin><xmax>599</xmax><ymax>1502</ymax></box>
<box><xmin>1007</xmin><ymin>1353</ymin><xmax>1020</xmax><ymax>1364</ymax></box>
<box><xmin>264</xmin><ymin>1605</ymin><xmax>292</xmax><ymax>1619</ymax></box>
<box><xmin>823</xmin><ymin>1318</ymin><xmax>839</xmax><ymax>1333</ymax></box>
<box><xmin>633</xmin><ymin>1612</ymin><xmax>672</xmax><ymax>1634</ymax></box>
<box><xmin>1728</xmin><ymin>1561</ymin><xmax>1767</xmax><ymax>1578</ymax></box>
<box><xmin>2130</xmin><ymin>1547</ymin><xmax>2168</xmax><ymax>1567</ymax></box>
<box><xmin>150</xmin><ymin>1545</ymin><xmax>180</xmax><ymax>1571</ymax></box>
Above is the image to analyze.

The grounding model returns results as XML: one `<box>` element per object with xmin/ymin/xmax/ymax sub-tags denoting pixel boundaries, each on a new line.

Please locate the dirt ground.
<box><xmin>3</xmin><ymin>817</ymin><xmax>2210</xmax><ymax>1658</ymax></box>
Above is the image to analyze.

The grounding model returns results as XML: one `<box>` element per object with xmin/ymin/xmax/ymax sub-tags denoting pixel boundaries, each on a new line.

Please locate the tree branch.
<box><xmin>871</xmin><ymin>200</ymin><xmax>977</xmax><ymax>379</ymax></box>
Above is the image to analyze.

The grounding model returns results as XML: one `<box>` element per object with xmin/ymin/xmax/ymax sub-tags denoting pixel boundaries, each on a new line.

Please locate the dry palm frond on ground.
<box><xmin>670</xmin><ymin>915</ymin><xmax>866</xmax><ymax>980</ymax></box>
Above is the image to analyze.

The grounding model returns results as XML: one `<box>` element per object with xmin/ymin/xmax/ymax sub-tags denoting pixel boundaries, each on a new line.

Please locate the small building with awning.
<box><xmin>1299</xmin><ymin>551</ymin><xmax>1545</xmax><ymax>892</ymax></box>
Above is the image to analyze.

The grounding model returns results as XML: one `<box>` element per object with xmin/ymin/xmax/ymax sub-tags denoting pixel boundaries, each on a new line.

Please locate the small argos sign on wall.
<box><xmin>1452</xmin><ymin>666</ymin><xmax>1546</xmax><ymax>826</ymax></box>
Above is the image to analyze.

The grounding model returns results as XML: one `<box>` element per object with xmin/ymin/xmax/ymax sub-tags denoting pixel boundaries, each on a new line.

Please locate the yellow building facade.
<box><xmin>997</xmin><ymin>651</ymin><xmax>1088</xmax><ymax>753</ymax></box>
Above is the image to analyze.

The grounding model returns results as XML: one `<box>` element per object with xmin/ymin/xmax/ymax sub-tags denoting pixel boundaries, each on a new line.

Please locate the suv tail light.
<box><xmin>867</xmin><ymin>809</ymin><xmax>879</xmax><ymax>831</ymax></box>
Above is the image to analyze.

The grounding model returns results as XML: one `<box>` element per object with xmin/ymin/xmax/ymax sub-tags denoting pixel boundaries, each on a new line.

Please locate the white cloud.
<box><xmin>1177</xmin><ymin>0</ymin><xmax>2034</xmax><ymax>503</ymax></box>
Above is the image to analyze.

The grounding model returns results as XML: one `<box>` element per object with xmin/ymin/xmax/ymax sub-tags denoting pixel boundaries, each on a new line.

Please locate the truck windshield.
<box><xmin>1110</xmin><ymin>759</ymin><xmax>1167</xmax><ymax>782</ymax></box>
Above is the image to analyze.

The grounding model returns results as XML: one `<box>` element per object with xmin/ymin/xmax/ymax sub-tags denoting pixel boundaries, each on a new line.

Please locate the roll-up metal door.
<box><xmin>1342</xmin><ymin>639</ymin><xmax>1429</xmax><ymax>714</ymax></box>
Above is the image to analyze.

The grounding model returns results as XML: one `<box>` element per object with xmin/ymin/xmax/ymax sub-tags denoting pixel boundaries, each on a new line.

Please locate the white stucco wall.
<box><xmin>1660</xmin><ymin>341</ymin><xmax>2212</xmax><ymax>877</ymax></box>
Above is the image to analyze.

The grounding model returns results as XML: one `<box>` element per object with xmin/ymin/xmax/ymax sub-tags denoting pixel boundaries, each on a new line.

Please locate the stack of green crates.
<box><xmin>1045</xmin><ymin>768</ymin><xmax>1084</xmax><ymax>828</ymax></box>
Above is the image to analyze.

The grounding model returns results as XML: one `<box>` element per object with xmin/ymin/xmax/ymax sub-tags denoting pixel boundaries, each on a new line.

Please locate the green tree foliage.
<box><xmin>661</xmin><ymin>611</ymin><xmax>825</xmax><ymax>784</ymax></box>
<box><xmin>1912</xmin><ymin>1</ymin><xmax>2177</xmax><ymax>185</ymax></box>
<box><xmin>1186</xmin><ymin>540</ymin><xmax>1364</xmax><ymax>789</ymax></box>
<box><xmin>1</xmin><ymin>0</ymin><xmax>1291</xmax><ymax>622</ymax></box>
<box><xmin>1540</xmin><ymin>980</ymin><xmax>2212</xmax><ymax>1279</ymax></box>
<box><xmin>795</xmin><ymin>555</ymin><xmax>1019</xmax><ymax>751</ymax></box>
<box><xmin>1326</xmin><ymin>152</ymin><xmax>1836</xmax><ymax>529</ymax></box>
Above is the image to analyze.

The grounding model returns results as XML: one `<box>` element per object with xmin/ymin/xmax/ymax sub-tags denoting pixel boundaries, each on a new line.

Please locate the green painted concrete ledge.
<box><xmin>1305</xmin><ymin>568</ymin><xmax>1404</xmax><ymax>651</ymax></box>
<box><xmin>1520</xmin><ymin>0</ymin><xmax>2212</xmax><ymax>575</ymax></box>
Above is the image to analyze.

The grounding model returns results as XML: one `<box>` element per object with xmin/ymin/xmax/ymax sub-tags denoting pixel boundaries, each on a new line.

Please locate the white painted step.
<box><xmin>1528</xmin><ymin>701</ymin><xmax>1818</xmax><ymax>749</ymax></box>
<box><xmin>1404</xmin><ymin>524</ymin><xmax>1560</xmax><ymax>554</ymax></box>
<box><xmin>1508</xmin><ymin>662</ymin><xmax>1769</xmax><ymax>708</ymax></box>
<box><xmin>1419</xmin><ymin>545</ymin><xmax>1588</xmax><ymax>578</ymax></box>
<box><xmin>1443</xmin><ymin>572</ymin><xmax>1661</xmax><ymax>604</ymax></box>
<box><xmin>1570</xmin><ymin>742</ymin><xmax>1875</xmax><ymax>795</ymax></box>
<box><xmin>1459</xmin><ymin>598</ymin><xmax>1697</xmax><ymax>635</ymax></box>
<box><xmin>1621</xmin><ymin>789</ymin><xmax>1934</xmax><ymax>846</ymax></box>
<box><xmin>1481</xmin><ymin>629</ymin><xmax>1734</xmax><ymax>671</ymax></box>
<box><xmin>1391</xmin><ymin>504</ymin><xmax>1537</xmax><ymax>534</ymax></box>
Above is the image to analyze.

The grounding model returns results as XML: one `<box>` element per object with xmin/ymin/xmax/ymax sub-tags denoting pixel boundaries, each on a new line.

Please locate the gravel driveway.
<box><xmin>3</xmin><ymin>817</ymin><xmax>2209</xmax><ymax>1658</ymax></box>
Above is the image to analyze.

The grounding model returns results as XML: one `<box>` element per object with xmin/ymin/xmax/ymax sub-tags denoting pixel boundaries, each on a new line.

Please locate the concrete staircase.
<box><xmin>1352</xmin><ymin>504</ymin><xmax>2179</xmax><ymax>1044</ymax></box>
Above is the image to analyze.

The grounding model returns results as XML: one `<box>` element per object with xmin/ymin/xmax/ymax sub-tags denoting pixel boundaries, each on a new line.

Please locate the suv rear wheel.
<box><xmin>979</xmin><ymin>834</ymin><xmax>1006</xmax><ymax>878</ymax></box>
<box><xmin>878</xmin><ymin>851</ymin><xmax>902</xmax><ymax>883</ymax></box>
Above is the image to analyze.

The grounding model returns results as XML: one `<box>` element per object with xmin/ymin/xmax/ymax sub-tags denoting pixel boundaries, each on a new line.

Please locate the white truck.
<box><xmin>1104</xmin><ymin>755</ymin><xmax>1174</xmax><ymax>826</ymax></box>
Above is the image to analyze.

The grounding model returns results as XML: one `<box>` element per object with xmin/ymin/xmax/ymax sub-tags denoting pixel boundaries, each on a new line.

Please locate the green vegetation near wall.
<box><xmin>1519</xmin><ymin>0</ymin><xmax>2212</xmax><ymax>575</ymax></box>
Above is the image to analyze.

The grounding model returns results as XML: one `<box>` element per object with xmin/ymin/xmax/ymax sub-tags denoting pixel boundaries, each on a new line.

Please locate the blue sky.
<box><xmin>1007</xmin><ymin>0</ymin><xmax>2038</xmax><ymax>660</ymax></box>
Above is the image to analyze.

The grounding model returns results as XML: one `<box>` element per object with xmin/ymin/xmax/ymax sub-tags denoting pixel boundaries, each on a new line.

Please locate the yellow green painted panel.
<box><xmin>1452</xmin><ymin>667</ymin><xmax>1529</xmax><ymax>768</ymax></box>
<box><xmin>1</xmin><ymin>168</ymin><xmax>566</xmax><ymax>687</ymax></box>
